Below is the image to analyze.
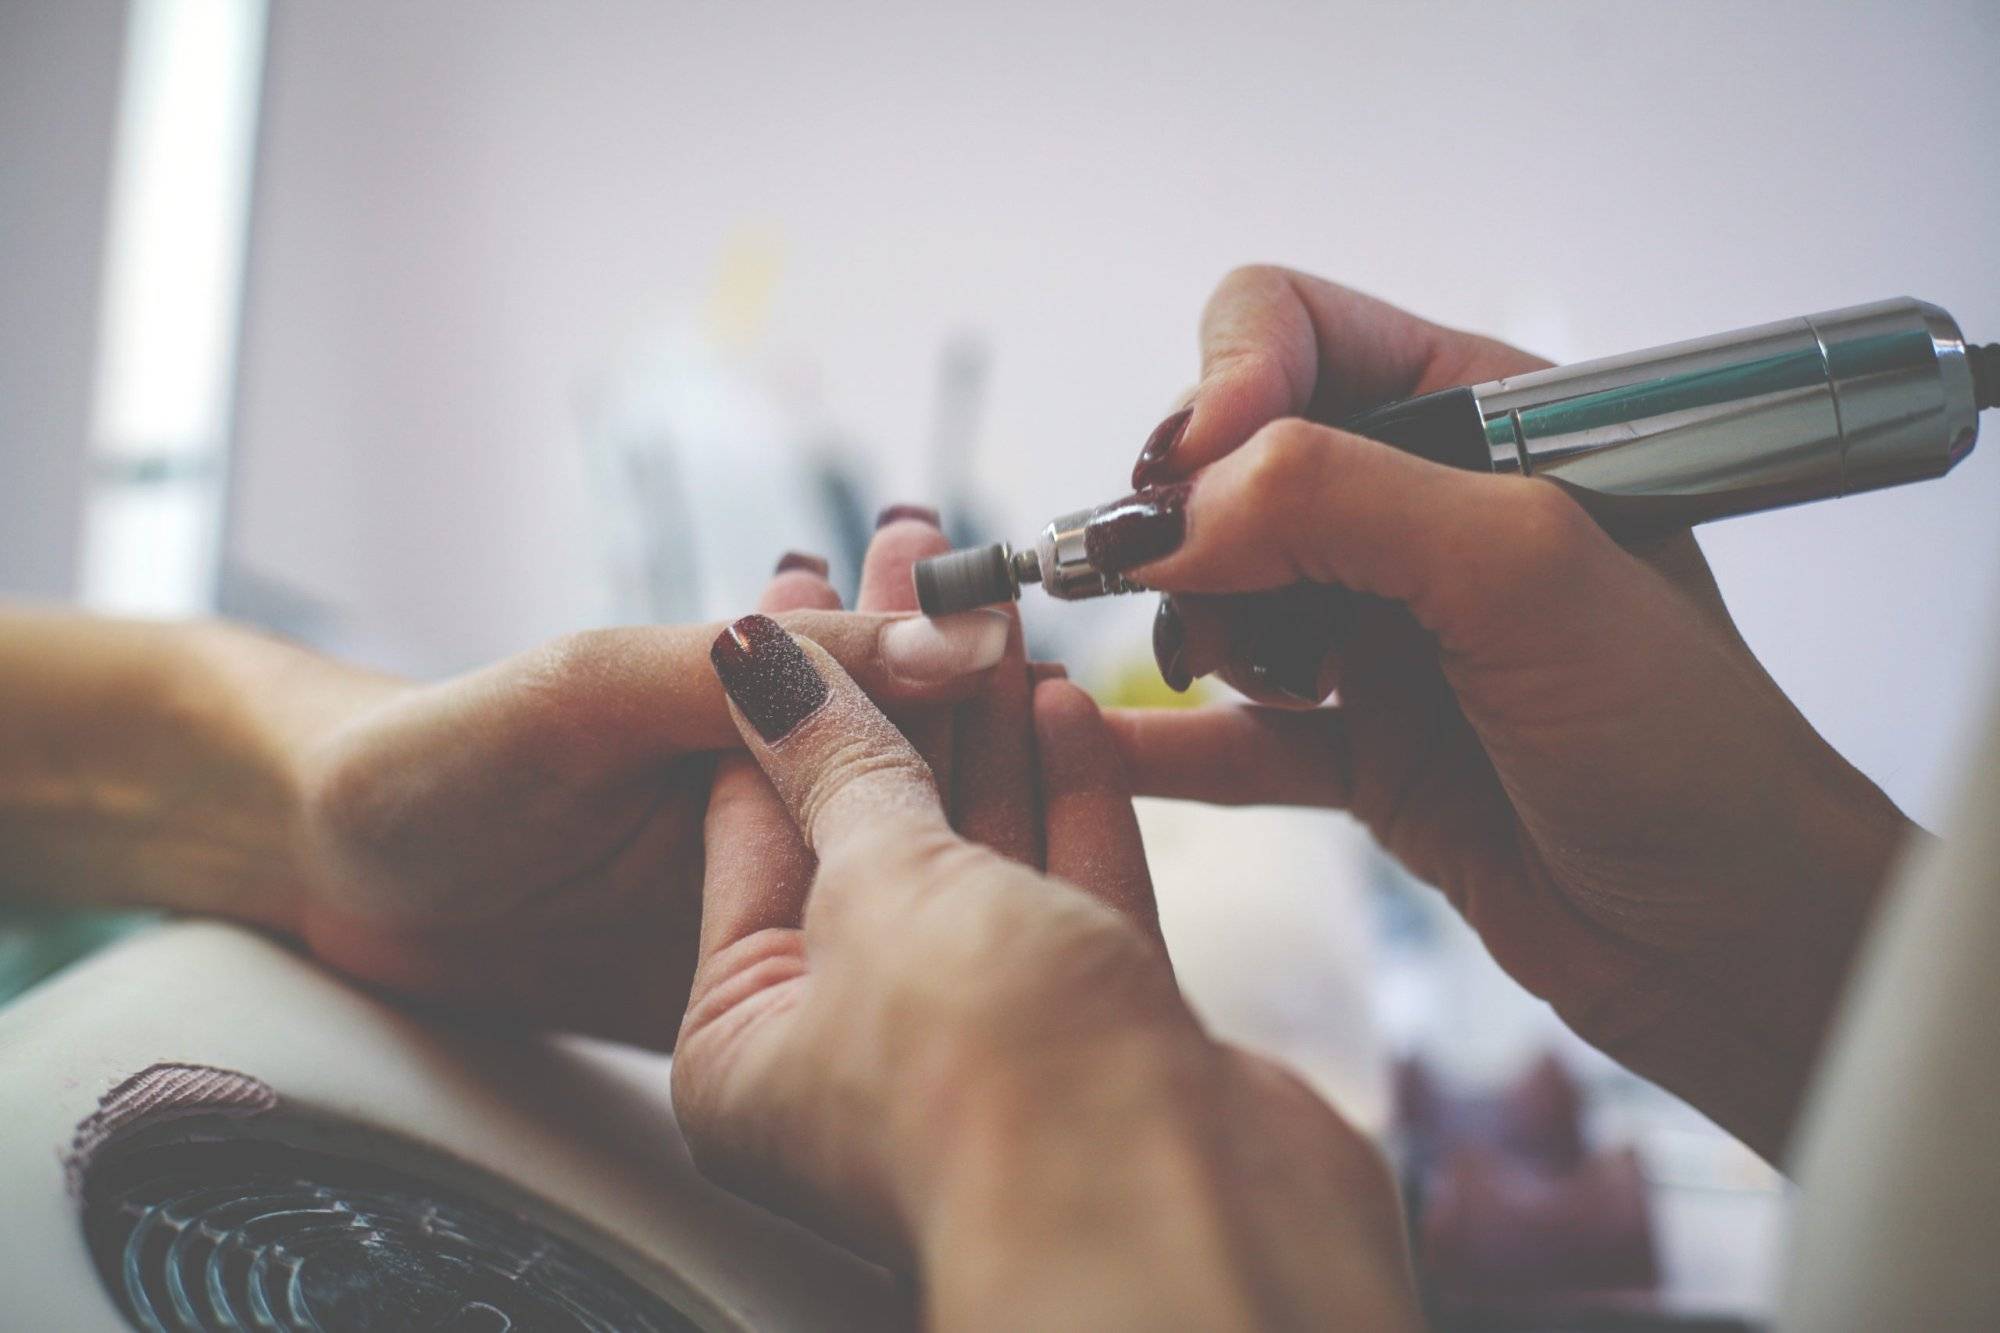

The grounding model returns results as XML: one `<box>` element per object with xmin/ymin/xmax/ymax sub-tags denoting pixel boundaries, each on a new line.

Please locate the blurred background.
<box><xmin>6</xmin><ymin>1</ymin><xmax>1999</xmax><ymax>1325</ymax></box>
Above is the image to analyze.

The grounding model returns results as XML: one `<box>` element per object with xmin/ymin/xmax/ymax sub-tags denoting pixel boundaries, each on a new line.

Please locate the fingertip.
<box><xmin>773</xmin><ymin>549</ymin><xmax>831</xmax><ymax>578</ymax></box>
<box><xmin>874</xmin><ymin>503</ymin><xmax>941</xmax><ymax>530</ymax></box>
<box><xmin>859</xmin><ymin>510</ymin><xmax>951</xmax><ymax>612</ymax></box>
<box><xmin>1031</xmin><ymin>675</ymin><xmax>1098</xmax><ymax>725</ymax></box>
<box><xmin>761</xmin><ymin>570</ymin><xmax>843</xmax><ymax>614</ymax></box>
<box><xmin>710</xmin><ymin>614</ymin><xmax>834</xmax><ymax>745</ymax></box>
<box><xmin>1131</xmin><ymin>405</ymin><xmax>1194</xmax><ymax>488</ymax></box>
<box><xmin>880</xmin><ymin>608</ymin><xmax>1011</xmax><ymax>684</ymax></box>
<box><xmin>1032</xmin><ymin>678</ymin><xmax>1130</xmax><ymax>794</ymax></box>
<box><xmin>760</xmin><ymin>634</ymin><xmax>947</xmax><ymax>849</ymax></box>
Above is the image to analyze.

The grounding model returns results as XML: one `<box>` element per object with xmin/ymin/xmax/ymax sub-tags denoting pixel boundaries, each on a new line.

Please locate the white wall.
<box><xmin>0</xmin><ymin>0</ymin><xmax>127</xmax><ymax>599</ymax></box>
<box><xmin>230</xmin><ymin>0</ymin><xmax>2000</xmax><ymax>823</ymax></box>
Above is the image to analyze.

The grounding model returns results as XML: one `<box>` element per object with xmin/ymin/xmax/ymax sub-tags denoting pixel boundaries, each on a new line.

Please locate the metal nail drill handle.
<box><xmin>912</xmin><ymin>297</ymin><xmax>1983</xmax><ymax>615</ymax></box>
<box><xmin>1373</xmin><ymin>296</ymin><xmax>1980</xmax><ymax>530</ymax></box>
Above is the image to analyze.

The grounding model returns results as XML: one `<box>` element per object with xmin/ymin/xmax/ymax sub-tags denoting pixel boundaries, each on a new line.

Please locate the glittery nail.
<box><xmin>1082</xmin><ymin>483</ymin><xmax>1192</xmax><ymax>574</ymax></box>
<box><xmin>710</xmin><ymin>614</ymin><xmax>831</xmax><ymax>742</ymax></box>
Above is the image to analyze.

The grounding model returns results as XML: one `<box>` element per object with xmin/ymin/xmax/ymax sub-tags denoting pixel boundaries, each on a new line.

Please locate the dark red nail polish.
<box><xmin>1251</xmin><ymin>658</ymin><xmax>1322</xmax><ymax>704</ymax></box>
<box><xmin>1131</xmin><ymin>407</ymin><xmax>1192</xmax><ymax>488</ymax></box>
<box><xmin>1153</xmin><ymin>598</ymin><xmax>1192</xmax><ymax>692</ymax></box>
<box><xmin>774</xmin><ymin>550</ymin><xmax>830</xmax><ymax>577</ymax></box>
<box><xmin>710</xmin><ymin>613</ymin><xmax>830</xmax><ymax>742</ymax></box>
<box><xmin>875</xmin><ymin>503</ymin><xmax>941</xmax><ymax>530</ymax></box>
<box><xmin>1245</xmin><ymin>584</ymin><xmax>1335</xmax><ymax>703</ymax></box>
<box><xmin>1082</xmin><ymin>482</ymin><xmax>1191</xmax><ymax>574</ymax></box>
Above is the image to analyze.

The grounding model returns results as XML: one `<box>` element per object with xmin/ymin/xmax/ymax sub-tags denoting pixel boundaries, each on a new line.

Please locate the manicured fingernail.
<box><xmin>1251</xmin><ymin>657</ymin><xmax>1322</xmax><ymax>704</ymax></box>
<box><xmin>1131</xmin><ymin>406</ymin><xmax>1192</xmax><ymax>488</ymax></box>
<box><xmin>1153</xmin><ymin>598</ymin><xmax>1192</xmax><ymax>692</ymax></box>
<box><xmin>880</xmin><ymin>609</ymin><xmax>1010</xmax><ymax>683</ymax></box>
<box><xmin>774</xmin><ymin>550</ymin><xmax>830</xmax><ymax>577</ymax></box>
<box><xmin>1082</xmin><ymin>482</ymin><xmax>1191</xmax><ymax>574</ymax></box>
<box><xmin>875</xmin><ymin>503</ymin><xmax>941</xmax><ymax>530</ymax></box>
<box><xmin>710</xmin><ymin>614</ymin><xmax>831</xmax><ymax>742</ymax></box>
<box><xmin>1029</xmin><ymin>661</ymin><xmax>1069</xmax><ymax>684</ymax></box>
<box><xmin>1245</xmin><ymin>587</ymin><xmax>1333</xmax><ymax>703</ymax></box>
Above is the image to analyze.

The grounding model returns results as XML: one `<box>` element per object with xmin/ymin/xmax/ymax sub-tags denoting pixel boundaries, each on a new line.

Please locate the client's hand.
<box><xmin>673</xmin><ymin>613</ymin><xmax>1417</xmax><ymax>1331</ymax></box>
<box><xmin>297</xmin><ymin>523</ymin><xmax>1008</xmax><ymax>1045</ymax></box>
<box><xmin>1103</xmin><ymin>267</ymin><xmax>1917</xmax><ymax>1158</ymax></box>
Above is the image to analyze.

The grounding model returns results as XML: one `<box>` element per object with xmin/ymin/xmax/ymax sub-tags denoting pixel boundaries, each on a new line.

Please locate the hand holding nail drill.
<box><xmin>653</xmin><ymin>269</ymin><xmax>1932</xmax><ymax>1328</ymax></box>
<box><xmin>1087</xmin><ymin>268</ymin><xmax>1918</xmax><ymax>1162</ymax></box>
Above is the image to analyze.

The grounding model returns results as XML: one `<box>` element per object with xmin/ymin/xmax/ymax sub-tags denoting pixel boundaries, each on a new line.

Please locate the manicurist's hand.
<box><xmin>1099</xmin><ymin>266</ymin><xmax>1918</xmax><ymax>1159</ymax></box>
<box><xmin>0</xmin><ymin>527</ymin><xmax>1009</xmax><ymax>1046</ymax></box>
<box><xmin>673</xmin><ymin>612</ymin><xmax>1418</xmax><ymax>1331</ymax></box>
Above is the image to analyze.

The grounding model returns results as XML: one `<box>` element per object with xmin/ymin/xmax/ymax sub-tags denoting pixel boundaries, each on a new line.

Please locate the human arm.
<box><xmin>1100</xmin><ymin>267</ymin><xmax>1918</xmax><ymax>1159</ymax></box>
<box><xmin>0</xmin><ymin>584</ymin><xmax>1004</xmax><ymax>1043</ymax></box>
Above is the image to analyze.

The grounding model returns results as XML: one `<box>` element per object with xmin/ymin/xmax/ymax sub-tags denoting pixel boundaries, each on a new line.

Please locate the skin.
<box><xmin>678</xmin><ymin>599</ymin><xmax>1419</xmax><ymax>1330</ymax></box>
<box><xmin>0</xmin><ymin>268</ymin><xmax>1932</xmax><ymax>1319</ymax></box>
<box><xmin>0</xmin><ymin>594</ymin><xmax>998</xmax><ymax>1046</ymax></box>
<box><xmin>1105</xmin><ymin>266</ymin><xmax>1919</xmax><ymax>1159</ymax></box>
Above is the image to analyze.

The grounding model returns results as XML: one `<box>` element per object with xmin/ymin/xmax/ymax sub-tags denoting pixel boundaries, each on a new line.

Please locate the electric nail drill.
<box><xmin>913</xmin><ymin>297</ymin><xmax>1998</xmax><ymax>617</ymax></box>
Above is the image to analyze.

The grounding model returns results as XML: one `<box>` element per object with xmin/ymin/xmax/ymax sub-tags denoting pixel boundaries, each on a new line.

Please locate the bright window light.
<box><xmin>79</xmin><ymin>0</ymin><xmax>265</xmax><ymax>616</ymax></box>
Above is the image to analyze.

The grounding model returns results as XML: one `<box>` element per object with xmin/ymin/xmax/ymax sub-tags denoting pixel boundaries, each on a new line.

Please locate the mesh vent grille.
<box><xmin>83</xmin><ymin>1138</ymin><xmax>703</xmax><ymax>1332</ymax></box>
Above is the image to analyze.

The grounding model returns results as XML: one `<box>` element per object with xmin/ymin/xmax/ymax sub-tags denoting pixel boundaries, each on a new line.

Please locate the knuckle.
<box><xmin>530</xmin><ymin>626</ymin><xmax>630</xmax><ymax>692</ymax></box>
<box><xmin>1245</xmin><ymin>418</ymin><xmax>1335</xmax><ymax>520</ymax></box>
<box><xmin>819</xmin><ymin>822</ymin><xmax>966</xmax><ymax>894</ymax></box>
<box><xmin>1429</xmin><ymin>479</ymin><xmax>1601</xmax><ymax>631</ymax></box>
<box><xmin>1504</xmin><ymin>479</ymin><xmax>1599</xmax><ymax>579</ymax></box>
<box><xmin>934</xmin><ymin>894</ymin><xmax>1165</xmax><ymax>1036</ymax></box>
<box><xmin>806</xmin><ymin>824</ymin><xmax>975</xmax><ymax>945</ymax></box>
<box><xmin>509</xmin><ymin>628</ymin><xmax>649</xmax><ymax>767</ymax></box>
<box><xmin>1203</xmin><ymin>265</ymin><xmax>1299</xmax><ymax>348</ymax></box>
<box><xmin>1216</xmin><ymin>261</ymin><xmax>1292</xmax><ymax>299</ymax></box>
<box><xmin>796</xmin><ymin>738</ymin><xmax>937</xmax><ymax>847</ymax></box>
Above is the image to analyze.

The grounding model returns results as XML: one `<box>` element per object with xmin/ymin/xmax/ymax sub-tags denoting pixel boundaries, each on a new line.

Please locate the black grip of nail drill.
<box><xmin>1337</xmin><ymin>386</ymin><xmax>1492</xmax><ymax>473</ymax></box>
<box><xmin>1228</xmin><ymin>386</ymin><xmax>1494</xmax><ymax>703</ymax></box>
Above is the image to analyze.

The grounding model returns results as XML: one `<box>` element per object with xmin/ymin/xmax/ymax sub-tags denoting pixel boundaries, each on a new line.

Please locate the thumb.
<box><xmin>1086</xmin><ymin>418</ymin><xmax>1617</xmax><ymax>651</ymax></box>
<box><xmin>709</xmin><ymin>613</ymin><xmax>951</xmax><ymax>864</ymax></box>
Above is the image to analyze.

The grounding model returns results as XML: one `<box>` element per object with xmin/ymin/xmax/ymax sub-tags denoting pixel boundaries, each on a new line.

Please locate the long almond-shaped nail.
<box><xmin>880</xmin><ymin>609</ymin><xmax>1010</xmax><ymax>683</ymax></box>
<box><xmin>711</xmin><ymin>614</ymin><xmax>830</xmax><ymax>742</ymax></box>
<box><xmin>1082</xmin><ymin>482</ymin><xmax>1191</xmax><ymax>574</ymax></box>
<box><xmin>1153</xmin><ymin>597</ymin><xmax>1193</xmax><ymax>692</ymax></box>
<box><xmin>1131</xmin><ymin>406</ymin><xmax>1192</xmax><ymax>488</ymax></box>
<box><xmin>774</xmin><ymin>550</ymin><xmax>830</xmax><ymax>576</ymax></box>
<box><xmin>875</xmin><ymin>503</ymin><xmax>941</xmax><ymax>530</ymax></box>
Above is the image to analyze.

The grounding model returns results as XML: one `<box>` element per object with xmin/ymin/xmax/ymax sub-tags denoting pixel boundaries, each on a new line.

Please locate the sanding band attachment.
<box><xmin>914</xmin><ymin>544</ymin><xmax>1020</xmax><ymax>616</ymax></box>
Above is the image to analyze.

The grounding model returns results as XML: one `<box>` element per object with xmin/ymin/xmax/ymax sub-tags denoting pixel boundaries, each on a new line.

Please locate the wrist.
<box><xmin>1590</xmin><ymin>763</ymin><xmax>1915</xmax><ymax>1160</ymax></box>
<box><xmin>912</xmin><ymin>1033</ymin><xmax>1261</xmax><ymax>1329</ymax></box>
<box><xmin>174</xmin><ymin>620</ymin><xmax>408</xmax><ymax>930</ymax></box>
<box><xmin>0</xmin><ymin>611</ymin><xmax>402</xmax><ymax>931</ymax></box>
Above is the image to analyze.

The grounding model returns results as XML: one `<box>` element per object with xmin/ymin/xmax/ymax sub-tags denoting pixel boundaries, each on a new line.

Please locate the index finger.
<box><xmin>436</xmin><ymin>606</ymin><xmax>1009</xmax><ymax>794</ymax></box>
<box><xmin>1158</xmin><ymin>267</ymin><xmax>1546</xmax><ymax>482</ymax></box>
